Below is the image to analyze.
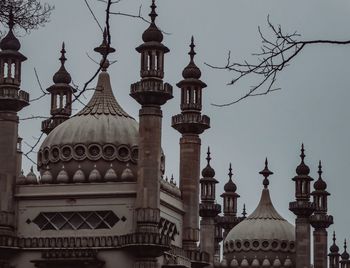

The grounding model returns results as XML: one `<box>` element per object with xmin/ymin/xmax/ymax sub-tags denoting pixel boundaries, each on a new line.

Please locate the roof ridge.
<box><xmin>77</xmin><ymin>71</ymin><xmax>133</xmax><ymax>118</ymax></box>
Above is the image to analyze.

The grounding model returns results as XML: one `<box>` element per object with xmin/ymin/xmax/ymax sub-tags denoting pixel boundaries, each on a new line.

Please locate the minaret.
<box><xmin>289</xmin><ymin>144</ymin><xmax>316</xmax><ymax>268</ymax></box>
<box><xmin>131</xmin><ymin>0</ymin><xmax>173</xmax><ymax>233</ymax></box>
<box><xmin>41</xmin><ymin>42</ymin><xmax>76</xmax><ymax>134</ymax></box>
<box><xmin>0</xmin><ymin>12</ymin><xmax>29</xmax><ymax>236</ymax></box>
<box><xmin>310</xmin><ymin>161</ymin><xmax>333</xmax><ymax>268</ymax></box>
<box><xmin>340</xmin><ymin>240</ymin><xmax>350</xmax><ymax>268</ymax></box>
<box><xmin>172</xmin><ymin>37</ymin><xmax>210</xmax><ymax>251</ymax></box>
<box><xmin>218</xmin><ymin>163</ymin><xmax>241</xmax><ymax>239</ymax></box>
<box><xmin>199</xmin><ymin>148</ymin><xmax>221</xmax><ymax>263</ymax></box>
<box><xmin>329</xmin><ymin>232</ymin><xmax>340</xmax><ymax>268</ymax></box>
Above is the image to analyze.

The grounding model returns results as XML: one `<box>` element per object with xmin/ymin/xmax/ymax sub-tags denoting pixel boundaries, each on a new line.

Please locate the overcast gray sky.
<box><xmin>15</xmin><ymin>0</ymin><xmax>350</xmax><ymax>248</ymax></box>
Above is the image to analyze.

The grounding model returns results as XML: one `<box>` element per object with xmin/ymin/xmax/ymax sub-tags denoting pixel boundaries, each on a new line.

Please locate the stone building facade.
<box><xmin>0</xmin><ymin>1</ymin><xmax>347</xmax><ymax>268</ymax></box>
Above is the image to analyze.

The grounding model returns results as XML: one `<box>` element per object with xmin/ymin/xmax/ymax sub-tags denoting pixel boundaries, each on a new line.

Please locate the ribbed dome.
<box><xmin>225</xmin><ymin>188</ymin><xmax>295</xmax><ymax>242</ymax></box>
<box><xmin>38</xmin><ymin>70</ymin><xmax>139</xmax><ymax>182</ymax></box>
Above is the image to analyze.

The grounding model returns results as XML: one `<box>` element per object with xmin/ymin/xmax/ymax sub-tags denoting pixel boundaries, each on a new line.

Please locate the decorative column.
<box><xmin>131</xmin><ymin>0</ymin><xmax>173</xmax><ymax>237</ymax></box>
<box><xmin>0</xmin><ymin>13</ymin><xmax>29</xmax><ymax>237</ymax></box>
<box><xmin>199</xmin><ymin>148</ymin><xmax>221</xmax><ymax>264</ymax></box>
<box><xmin>41</xmin><ymin>42</ymin><xmax>76</xmax><ymax>134</ymax></box>
<box><xmin>172</xmin><ymin>37</ymin><xmax>210</xmax><ymax>251</ymax></box>
<box><xmin>289</xmin><ymin>145</ymin><xmax>316</xmax><ymax>268</ymax></box>
<box><xmin>310</xmin><ymin>161</ymin><xmax>333</xmax><ymax>268</ymax></box>
<box><xmin>329</xmin><ymin>232</ymin><xmax>341</xmax><ymax>268</ymax></box>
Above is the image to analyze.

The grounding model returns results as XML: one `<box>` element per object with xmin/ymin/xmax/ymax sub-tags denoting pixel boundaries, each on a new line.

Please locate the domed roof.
<box><xmin>0</xmin><ymin>28</ymin><xmax>20</xmax><ymax>51</ymax></box>
<box><xmin>142</xmin><ymin>1</ymin><xmax>163</xmax><ymax>43</ymax></box>
<box><xmin>225</xmin><ymin>188</ymin><xmax>295</xmax><ymax>242</ymax></box>
<box><xmin>38</xmin><ymin>69</ymin><xmax>139</xmax><ymax>181</ymax></box>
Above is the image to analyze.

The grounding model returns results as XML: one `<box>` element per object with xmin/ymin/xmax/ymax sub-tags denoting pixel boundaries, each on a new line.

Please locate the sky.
<box><xmin>11</xmin><ymin>0</ymin><xmax>350</xmax><ymax>251</ymax></box>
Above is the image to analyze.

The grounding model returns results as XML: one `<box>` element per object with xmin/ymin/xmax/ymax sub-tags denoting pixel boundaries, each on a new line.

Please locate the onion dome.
<box><xmin>0</xmin><ymin>13</ymin><xmax>20</xmax><ymax>51</ymax></box>
<box><xmin>341</xmin><ymin>240</ymin><xmax>350</xmax><ymax>260</ymax></box>
<box><xmin>41</xmin><ymin>166</ymin><xmax>53</xmax><ymax>184</ymax></box>
<box><xmin>142</xmin><ymin>0</ymin><xmax>163</xmax><ymax>43</ymax></box>
<box><xmin>330</xmin><ymin>231</ymin><xmax>340</xmax><ymax>253</ymax></box>
<box><xmin>230</xmin><ymin>257</ymin><xmax>239</xmax><ymax>267</ymax></box>
<box><xmin>121</xmin><ymin>164</ymin><xmax>134</xmax><ymax>181</ymax></box>
<box><xmin>57</xmin><ymin>165</ymin><xmax>69</xmax><ymax>183</ymax></box>
<box><xmin>105</xmin><ymin>164</ymin><xmax>118</xmax><ymax>182</ymax></box>
<box><xmin>262</xmin><ymin>257</ymin><xmax>271</xmax><ymax>267</ymax></box>
<box><xmin>224</xmin><ymin>164</ymin><xmax>237</xmax><ymax>193</ymax></box>
<box><xmin>283</xmin><ymin>257</ymin><xmax>292</xmax><ymax>267</ymax></box>
<box><xmin>273</xmin><ymin>256</ymin><xmax>281</xmax><ymax>267</ymax></box>
<box><xmin>17</xmin><ymin>170</ymin><xmax>26</xmax><ymax>185</ymax></box>
<box><xmin>38</xmin><ymin>33</ymin><xmax>139</xmax><ymax>182</ymax></box>
<box><xmin>296</xmin><ymin>144</ymin><xmax>310</xmax><ymax>176</ymax></box>
<box><xmin>182</xmin><ymin>37</ymin><xmax>201</xmax><ymax>79</ymax></box>
<box><xmin>201</xmin><ymin>147</ymin><xmax>215</xmax><ymax>178</ymax></box>
<box><xmin>314</xmin><ymin>161</ymin><xmax>327</xmax><ymax>191</ymax></box>
<box><xmin>89</xmin><ymin>165</ymin><xmax>102</xmax><ymax>182</ymax></box>
<box><xmin>52</xmin><ymin>43</ymin><xmax>72</xmax><ymax>84</ymax></box>
<box><xmin>26</xmin><ymin>167</ymin><xmax>38</xmax><ymax>184</ymax></box>
<box><xmin>72</xmin><ymin>166</ymin><xmax>86</xmax><ymax>183</ymax></box>
<box><xmin>241</xmin><ymin>257</ymin><xmax>249</xmax><ymax>267</ymax></box>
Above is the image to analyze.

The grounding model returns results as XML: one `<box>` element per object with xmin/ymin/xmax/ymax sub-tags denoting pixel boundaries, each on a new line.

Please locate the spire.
<box><xmin>141</xmin><ymin>0</ymin><xmax>163</xmax><ymax>43</ymax></box>
<box><xmin>94</xmin><ymin>28</ymin><xmax>116</xmax><ymax>71</ymax></box>
<box><xmin>53</xmin><ymin>42</ymin><xmax>72</xmax><ymax>84</ymax></box>
<box><xmin>182</xmin><ymin>36</ymin><xmax>202</xmax><ymax>79</ymax></box>
<box><xmin>242</xmin><ymin>204</ymin><xmax>247</xmax><ymax>218</ymax></box>
<box><xmin>201</xmin><ymin>147</ymin><xmax>215</xmax><ymax>178</ymax></box>
<box><xmin>296</xmin><ymin>143</ymin><xmax>310</xmax><ymax>175</ymax></box>
<box><xmin>259</xmin><ymin>158</ymin><xmax>273</xmax><ymax>189</ymax></box>
<box><xmin>342</xmin><ymin>240</ymin><xmax>350</xmax><ymax>260</ymax></box>
<box><xmin>223</xmin><ymin>163</ymin><xmax>237</xmax><ymax>193</ymax></box>
<box><xmin>149</xmin><ymin>0</ymin><xmax>157</xmax><ymax>23</ymax></box>
<box><xmin>314</xmin><ymin>160</ymin><xmax>327</xmax><ymax>191</ymax></box>
<box><xmin>330</xmin><ymin>231</ymin><xmax>340</xmax><ymax>253</ymax></box>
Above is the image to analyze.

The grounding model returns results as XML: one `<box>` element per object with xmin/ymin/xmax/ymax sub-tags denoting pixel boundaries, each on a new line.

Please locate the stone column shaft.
<box><xmin>295</xmin><ymin>217</ymin><xmax>311</xmax><ymax>268</ymax></box>
<box><xmin>314</xmin><ymin>229</ymin><xmax>328</xmax><ymax>268</ymax></box>
<box><xmin>200</xmin><ymin>217</ymin><xmax>215</xmax><ymax>263</ymax></box>
<box><xmin>179</xmin><ymin>134</ymin><xmax>201</xmax><ymax>250</ymax></box>
<box><xmin>0</xmin><ymin>112</ymin><xmax>18</xmax><ymax>236</ymax></box>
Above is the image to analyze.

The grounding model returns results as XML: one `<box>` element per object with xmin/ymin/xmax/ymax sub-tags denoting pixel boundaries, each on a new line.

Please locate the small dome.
<box><xmin>57</xmin><ymin>166</ymin><xmax>69</xmax><ymax>183</ymax></box>
<box><xmin>262</xmin><ymin>257</ymin><xmax>271</xmax><ymax>267</ymax></box>
<box><xmin>342</xmin><ymin>251</ymin><xmax>350</xmax><ymax>260</ymax></box>
<box><xmin>273</xmin><ymin>256</ymin><xmax>282</xmax><ymax>267</ymax></box>
<box><xmin>202</xmin><ymin>147</ymin><xmax>215</xmax><ymax>178</ymax></box>
<box><xmin>230</xmin><ymin>257</ymin><xmax>239</xmax><ymax>267</ymax></box>
<box><xmin>224</xmin><ymin>179</ymin><xmax>237</xmax><ymax>193</ymax></box>
<box><xmin>251</xmin><ymin>257</ymin><xmax>260</xmax><ymax>267</ymax></box>
<box><xmin>72</xmin><ymin>166</ymin><xmax>86</xmax><ymax>183</ymax></box>
<box><xmin>284</xmin><ymin>257</ymin><xmax>292</xmax><ymax>267</ymax></box>
<box><xmin>41</xmin><ymin>166</ymin><xmax>53</xmax><ymax>184</ymax></box>
<box><xmin>182</xmin><ymin>37</ymin><xmax>201</xmax><ymax>79</ymax></box>
<box><xmin>52</xmin><ymin>43</ymin><xmax>72</xmax><ymax>84</ymax></box>
<box><xmin>17</xmin><ymin>170</ymin><xmax>26</xmax><ymax>185</ymax></box>
<box><xmin>105</xmin><ymin>164</ymin><xmax>118</xmax><ymax>182</ymax></box>
<box><xmin>0</xmin><ymin>29</ymin><xmax>20</xmax><ymax>51</ymax></box>
<box><xmin>26</xmin><ymin>167</ymin><xmax>38</xmax><ymax>184</ymax></box>
<box><xmin>296</xmin><ymin>144</ymin><xmax>310</xmax><ymax>176</ymax></box>
<box><xmin>241</xmin><ymin>257</ymin><xmax>249</xmax><ymax>267</ymax></box>
<box><xmin>89</xmin><ymin>165</ymin><xmax>102</xmax><ymax>182</ymax></box>
<box><xmin>142</xmin><ymin>1</ymin><xmax>163</xmax><ymax>43</ymax></box>
<box><xmin>121</xmin><ymin>165</ymin><xmax>134</xmax><ymax>181</ymax></box>
<box><xmin>330</xmin><ymin>233</ymin><xmax>340</xmax><ymax>253</ymax></box>
<box><xmin>314</xmin><ymin>161</ymin><xmax>327</xmax><ymax>191</ymax></box>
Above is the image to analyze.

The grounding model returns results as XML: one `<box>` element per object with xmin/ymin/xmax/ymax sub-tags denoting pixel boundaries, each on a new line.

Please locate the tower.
<box><xmin>130</xmin><ymin>0</ymin><xmax>173</xmax><ymax>267</ymax></box>
<box><xmin>199</xmin><ymin>148</ymin><xmax>221</xmax><ymax>263</ymax></box>
<box><xmin>41</xmin><ymin>43</ymin><xmax>76</xmax><ymax>134</ymax></box>
<box><xmin>310</xmin><ymin>161</ymin><xmax>333</xmax><ymax>268</ymax></box>
<box><xmin>329</xmin><ymin>232</ymin><xmax>341</xmax><ymax>268</ymax></box>
<box><xmin>172</xmin><ymin>37</ymin><xmax>210</xmax><ymax>251</ymax></box>
<box><xmin>0</xmin><ymin>13</ymin><xmax>29</xmax><ymax>236</ymax></box>
<box><xmin>340</xmin><ymin>240</ymin><xmax>350</xmax><ymax>268</ymax></box>
<box><xmin>289</xmin><ymin>144</ymin><xmax>316</xmax><ymax>268</ymax></box>
<box><xmin>217</xmin><ymin>163</ymin><xmax>241</xmax><ymax>239</ymax></box>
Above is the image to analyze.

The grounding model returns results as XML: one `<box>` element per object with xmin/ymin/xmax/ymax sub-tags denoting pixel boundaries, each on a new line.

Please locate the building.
<box><xmin>0</xmin><ymin>1</ymin><xmax>347</xmax><ymax>268</ymax></box>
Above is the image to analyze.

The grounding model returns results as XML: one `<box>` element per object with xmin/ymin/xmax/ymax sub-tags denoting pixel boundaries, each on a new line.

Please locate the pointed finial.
<box><xmin>242</xmin><ymin>204</ymin><xmax>247</xmax><ymax>218</ymax></box>
<box><xmin>165</xmin><ymin>176</ymin><xmax>168</xmax><ymax>182</ymax></box>
<box><xmin>206</xmin><ymin>147</ymin><xmax>211</xmax><ymax>164</ymax></box>
<box><xmin>8</xmin><ymin>8</ymin><xmax>14</xmax><ymax>29</ymax></box>
<box><xmin>259</xmin><ymin>158</ymin><xmax>273</xmax><ymax>188</ymax></box>
<box><xmin>318</xmin><ymin>160</ymin><xmax>323</xmax><ymax>178</ymax></box>
<box><xmin>30</xmin><ymin>166</ymin><xmax>33</xmax><ymax>173</ymax></box>
<box><xmin>296</xmin><ymin>143</ymin><xmax>310</xmax><ymax>176</ymax></box>
<box><xmin>189</xmin><ymin>36</ymin><xmax>196</xmax><ymax>61</ymax></box>
<box><xmin>301</xmin><ymin>143</ymin><xmax>305</xmax><ymax>161</ymax></box>
<box><xmin>170</xmin><ymin>174</ymin><xmax>174</xmax><ymax>184</ymax></box>
<box><xmin>228</xmin><ymin>163</ymin><xmax>233</xmax><ymax>180</ymax></box>
<box><xmin>345</xmin><ymin>239</ymin><xmax>347</xmax><ymax>250</ymax></box>
<box><xmin>59</xmin><ymin>42</ymin><xmax>67</xmax><ymax>66</ymax></box>
<box><xmin>149</xmin><ymin>0</ymin><xmax>158</xmax><ymax>23</ymax></box>
<box><xmin>333</xmin><ymin>231</ymin><xmax>336</xmax><ymax>243</ymax></box>
<box><xmin>94</xmin><ymin>27</ymin><xmax>115</xmax><ymax>71</ymax></box>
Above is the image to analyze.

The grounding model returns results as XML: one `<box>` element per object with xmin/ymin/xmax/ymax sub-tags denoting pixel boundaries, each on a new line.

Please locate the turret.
<box><xmin>340</xmin><ymin>240</ymin><xmax>350</xmax><ymax>268</ymax></box>
<box><xmin>289</xmin><ymin>144</ymin><xmax>316</xmax><ymax>268</ymax></box>
<box><xmin>329</xmin><ymin>232</ymin><xmax>341</xmax><ymax>268</ymax></box>
<box><xmin>172</xmin><ymin>36</ymin><xmax>209</xmax><ymax>252</ymax></box>
<box><xmin>41</xmin><ymin>43</ymin><xmax>76</xmax><ymax>134</ymax></box>
<box><xmin>310</xmin><ymin>161</ymin><xmax>333</xmax><ymax>268</ymax></box>
<box><xmin>199</xmin><ymin>148</ymin><xmax>221</xmax><ymax>263</ymax></box>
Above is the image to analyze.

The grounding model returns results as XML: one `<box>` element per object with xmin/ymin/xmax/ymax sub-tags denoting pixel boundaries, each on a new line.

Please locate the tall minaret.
<box><xmin>289</xmin><ymin>145</ymin><xmax>316</xmax><ymax>268</ymax></box>
<box><xmin>131</xmin><ymin>0</ymin><xmax>173</xmax><ymax>234</ymax></box>
<box><xmin>310</xmin><ymin>161</ymin><xmax>333</xmax><ymax>268</ymax></box>
<box><xmin>218</xmin><ymin>164</ymin><xmax>240</xmax><ymax>239</ymax></box>
<box><xmin>0</xmin><ymin>13</ymin><xmax>29</xmax><ymax>236</ymax></box>
<box><xmin>199</xmin><ymin>148</ymin><xmax>221</xmax><ymax>263</ymax></box>
<box><xmin>340</xmin><ymin>240</ymin><xmax>350</xmax><ymax>268</ymax></box>
<box><xmin>41</xmin><ymin>43</ymin><xmax>75</xmax><ymax>134</ymax></box>
<box><xmin>172</xmin><ymin>37</ymin><xmax>210</xmax><ymax>251</ymax></box>
<box><xmin>329</xmin><ymin>232</ymin><xmax>341</xmax><ymax>268</ymax></box>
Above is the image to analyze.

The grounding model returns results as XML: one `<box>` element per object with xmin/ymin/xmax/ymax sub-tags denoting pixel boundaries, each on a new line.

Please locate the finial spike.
<box><xmin>300</xmin><ymin>143</ymin><xmax>305</xmax><ymax>161</ymax></box>
<box><xmin>228</xmin><ymin>163</ymin><xmax>233</xmax><ymax>180</ymax></box>
<box><xmin>333</xmin><ymin>231</ymin><xmax>336</xmax><ymax>242</ymax></box>
<box><xmin>259</xmin><ymin>157</ymin><xmax>273</xmax><ymax>188</ymax></box>
<box><xmin>8</xmin><ymin>8</ymin><xmax>14</xmax><ymax>29</ymax></box>
<box><xmin>149</xmin><ymin>0</ymin><xmax>158</xmax><ymax>23</ymax></box>
<box><xmin>206</xmin><ymin>147</ymin><xmax>211</xmax><ymax>164</ymax></box>
<box><xmin>59</xmin><ymin>42</ymin><xmax>67</xmax><ymax>66</ymax></box>
<box><xmin>318</xmin><ymin>160</ymin><xmax>323</xmax><ymax>178</ymax></box>
<box><xmin>189</xmin><ymin>36</ymin><xmax>196</xmax><ymax>61</ymax></box>
<box><xmin>242</xmin><ymin>204</ymin><xmax>247</xmax><ymax>218</ymax></box>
